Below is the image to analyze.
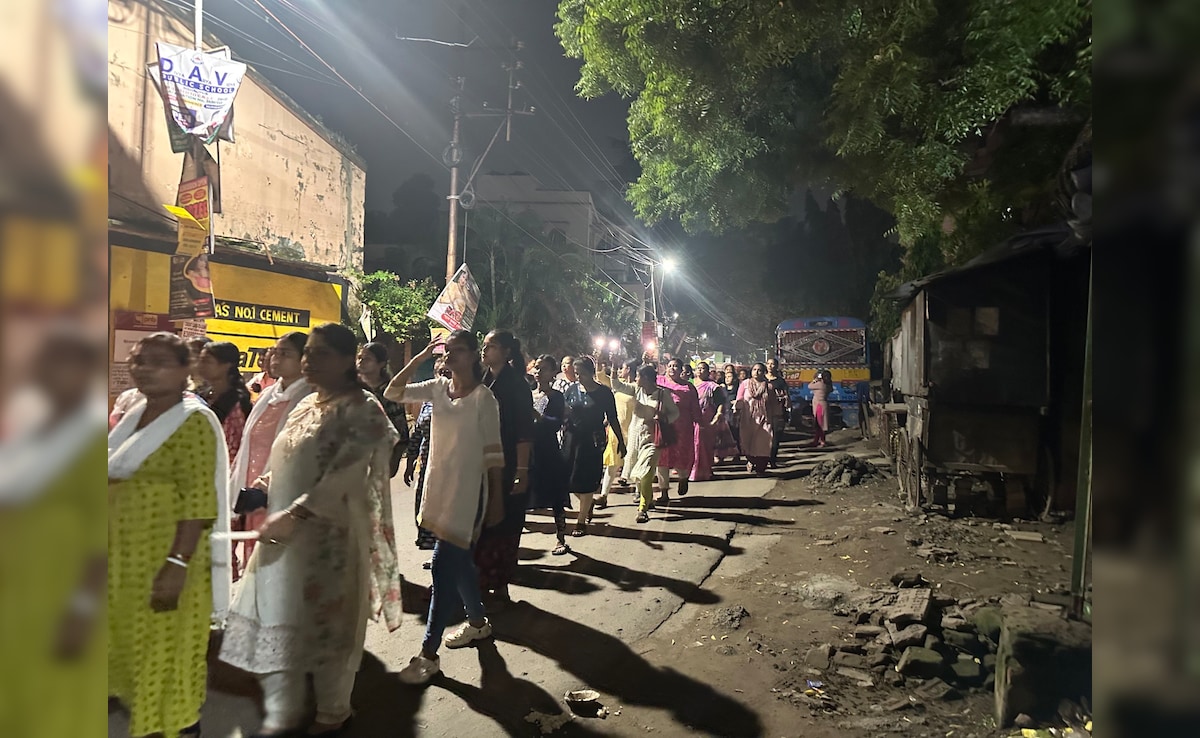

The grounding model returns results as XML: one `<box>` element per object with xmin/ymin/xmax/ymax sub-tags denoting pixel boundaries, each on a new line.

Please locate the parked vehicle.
<box><xmin>775</xmin><ymin>316</ymin><xmax>871</xmax><ymax>431</ymax></box>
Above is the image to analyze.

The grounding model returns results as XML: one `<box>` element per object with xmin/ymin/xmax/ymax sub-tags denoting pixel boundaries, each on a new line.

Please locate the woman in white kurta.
<box><xmin>384</xmin><ymin>331</ymin><xmax>506</xmax><ymax>686</ymax></box>
<box><xmin>609</xmin><ymin>363</ymin><xmax>678</xmax><ymax>524</ymax></box>
<box><xmin>218</xmin><ymin>324</ymin><xmax>401</xmax><ymax>737</ymax></box>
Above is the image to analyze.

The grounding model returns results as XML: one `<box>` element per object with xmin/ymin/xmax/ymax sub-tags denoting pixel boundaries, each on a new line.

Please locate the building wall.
<box><xmin>107</xmin><ymin>0</ymin><xmax>365</xmax><ymax>270</ymax></box>
<box><xmin>474</xmin><ymin>174</ymin><xmax>598</xmax><ymax>251</ymax></box>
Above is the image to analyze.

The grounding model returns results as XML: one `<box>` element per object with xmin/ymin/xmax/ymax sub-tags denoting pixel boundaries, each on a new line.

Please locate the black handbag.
<box><xmin>233</xmin><ymin>487</ymin><xmax>268</xmax><ymax>515</ymax></box>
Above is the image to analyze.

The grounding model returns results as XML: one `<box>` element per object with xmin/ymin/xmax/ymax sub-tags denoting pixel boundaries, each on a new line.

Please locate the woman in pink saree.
<box><xmin>690</xmin><ymin>362</ymin><xmax>722</xmax><ymax>481</ymax></box>
<box><xmin>656</xmin><ymin>358</ymin><xmax>700</xmax><ymax>499</ymax></box>
<box><xmin>736</xmin><ymin>362</ymin><xmax>782</xmax><ymax>476</ymax></box>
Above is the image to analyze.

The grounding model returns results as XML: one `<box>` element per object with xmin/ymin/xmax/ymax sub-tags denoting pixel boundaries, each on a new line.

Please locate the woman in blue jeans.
<box><xmin>384</xmin><ymin>331</ymin><xmax>505</xmax><ymax>685</ymax></box>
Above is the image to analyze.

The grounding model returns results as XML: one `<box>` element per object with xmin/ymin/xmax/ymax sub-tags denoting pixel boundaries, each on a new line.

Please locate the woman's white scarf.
<box><xmin>108</xmin><ymin>394</ymin><xmax>232</xmax><ymax>621</ymax></box>
<box><xmin>0</xmin><ymin>397</ymin><xmax>106</xmax><ymax>505</ymax></box>
<box><xmin>227</xmin><ymin>377</ymin><xmax>312</xmax><ymax>493</ymax></box>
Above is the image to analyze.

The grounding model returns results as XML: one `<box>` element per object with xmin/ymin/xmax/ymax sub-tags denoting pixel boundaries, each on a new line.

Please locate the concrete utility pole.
<box><xmin>399</xmin><ymin>25</ymin><xmax>533</xmax><ymax>285</ymax></box>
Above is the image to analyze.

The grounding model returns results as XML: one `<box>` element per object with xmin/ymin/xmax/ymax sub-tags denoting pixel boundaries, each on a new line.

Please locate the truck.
<box><xmin>776</xmin><ymin>316</ymin><xmax>871</xmax><ymax>431</ymax></box>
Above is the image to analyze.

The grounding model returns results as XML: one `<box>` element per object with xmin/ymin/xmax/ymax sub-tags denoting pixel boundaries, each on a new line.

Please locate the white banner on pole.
<box><xmin>155</xmin><ymin>41</ymin><xmax>247</xmax><ymax>144</ymax></box>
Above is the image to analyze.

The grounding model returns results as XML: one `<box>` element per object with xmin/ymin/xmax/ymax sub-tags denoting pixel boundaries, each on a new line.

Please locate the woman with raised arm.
<box><xmin>383</xmin><ymin>332</ymin><xmax>505</xmax><ymax>686</ymax></box>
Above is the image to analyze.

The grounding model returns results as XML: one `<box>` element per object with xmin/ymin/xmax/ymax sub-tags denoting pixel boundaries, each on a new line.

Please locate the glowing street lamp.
<box><xmin>593</xmin><ymin>336</ymin><xmax>605</xmax><ymax>351</ymax></box>
<box><xmin>662</xmin><ymin>256</ymin><xmax>678</xmax><ymax>274</ymax></box>
<box><xmin>608</xmin><ymin>338</ymin><xmax>621</xmax><ymax>352</ymax></box>
<box><xmin>644</xmin><ymin>340</ymin><xmax>656</xmax><ymax>352</ymax></box>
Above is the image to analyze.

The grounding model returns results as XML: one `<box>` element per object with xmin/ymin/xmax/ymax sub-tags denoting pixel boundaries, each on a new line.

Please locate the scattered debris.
<box><xmin>869</xmin><ymin>526</ymin><xmax>897</xmax><ymax>535</ymax></box>
<box><xmin>711</xmin><ymin>605</ymin><xmax>750</xmax><ymax>631</ymax></box>
<box><xmin>791</xmin><ymin>574</ymin><xmax>877</xmax><ymax>611</ymax></box>
<box><xmin>808</xmin><ymin>454</ymin><xmax>885</xmax><ymax>490</ymax></box>
<box><xmin>1005</xmin><ymin>530</ymin><xmax>1046</xmax><ymax>543</ymax></box>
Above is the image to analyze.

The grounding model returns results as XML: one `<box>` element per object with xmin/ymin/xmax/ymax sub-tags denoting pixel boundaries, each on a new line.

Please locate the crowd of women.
<box><xmin>106</xmin><ymin>323</ymin><xmax>835</xmax><ymax>737</ymax></box>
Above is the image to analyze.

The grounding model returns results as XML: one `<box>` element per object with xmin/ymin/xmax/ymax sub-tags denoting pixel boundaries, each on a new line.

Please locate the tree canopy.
<box><xmin>555</xmin><ymin>0</ymin><xmax>1091</xmax><ymax>245</ymax></box>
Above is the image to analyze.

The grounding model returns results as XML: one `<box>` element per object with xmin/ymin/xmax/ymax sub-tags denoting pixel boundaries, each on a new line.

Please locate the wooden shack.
<box><xmin>884</xmin><ymin>225</ymin><xmax>1090</xmax><ymax>516</ymax></box>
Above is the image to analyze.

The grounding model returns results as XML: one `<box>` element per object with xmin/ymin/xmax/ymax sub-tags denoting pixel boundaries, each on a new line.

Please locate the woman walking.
<box><xmin>562</xmin><ymin>357</ymin><xmax>625</xmax><ymax>536</ymax></box>
<box><xmin>809</xmin><ymin>369</ymin><xmax>834</xmax><ymax>448</ymax></box>
<box><xmin>219</xmin><ymin>324</ymin><xmax>402</xmax><ymax>737</ymax></box>
<box><xmin>691</xmin><ymin>362</ymin><xmax>723</xmax><ymax>482</ymax></box>
<box><xmin>765</xmin><ymin>358</ymin><xmax>791</xmax><ymax>467</ymax></box>
<box><xmin>529</xmin><ymin>355</ymin><xmax>571</xmax><ymax>555</ymax></box>
<box><xmin>403</xmin><ymin>357</ymin><xmax>450</xmax><ymax>564</ymax></box>
<box><xmin>609</xmin><ymin>363</ymin><xmax>678</xmax><ymax>523</ymax></box>
<box><xmin>596</xmin><ymin>358</ymin><xmax>639</xmax><ymax>501</ymax></box>
<box><xmin>656</xmin><ymin>358</ymin><xmax>701</xmax><ymax>501</ymax></box>
<box><xmin>736</xmin><ymin>362</ymin><xmax>783</xmax><ymax>476</ymax></box>
<box><xmin>720</xmin><ymin>364</ymin><xmax>742</xmax><ymax>462</ymax></box>
<box><xmin>475</xmin><ymin>330</ymin><xmax>534</xmax><ymax>605</ymax></box>
<box><xmin>108</xmin><ymin>332</ymin><xmax>227</xmax><ymax>738</ymax></box>
<box><xmin>227</xmin><ymin>332</ymin><xmax>313</xmax><ymax>581</ymax></box>
<box><xmin>196</xmin><ymin>340</ymin><xmax>254</xmax><ymax>460</ymax></box>
<box><xmin>357</xmin><ymin>341</ymin><xmax>410</xmax><ymax>476</ymax></box>
<box><xmin>384</xmin><ymin>333</ymin><xmax>504</xmax><ymax>686</ymax></box>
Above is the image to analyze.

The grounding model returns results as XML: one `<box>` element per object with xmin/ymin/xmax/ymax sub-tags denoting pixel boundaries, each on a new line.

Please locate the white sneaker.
<box><xmin>444</xmin><ymin>619</ymin><xmax>493</xmax><ymax>649</ymax></box>
<box><xmin>398</xmin><ymin>654</ymin><xmax>440</xmax><ymax>685</ymax></box>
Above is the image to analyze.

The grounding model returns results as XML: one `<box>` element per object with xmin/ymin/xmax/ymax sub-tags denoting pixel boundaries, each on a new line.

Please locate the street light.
<box><xmin>662</xmin><ymin>256</ymin><xmax>678</xmax><ymax>274</ymax></box>
<box><xmin>593</xmin><ymin>336</ymin><xmax>605</xmax><ymax>351</ymax></box>
<box><xmin>608</xmin><ymin>338</ymin><xmax>621</xmax><ymax>352</ymax></box>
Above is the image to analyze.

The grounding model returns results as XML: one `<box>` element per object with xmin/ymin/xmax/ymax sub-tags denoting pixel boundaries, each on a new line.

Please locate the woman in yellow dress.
<box><xmin>108</xmin><ymin>332</ymin><xmax>228</xmax><ymax>737</ymax></box>
<box><xmin>0</xmin><ymin>330</ymin><xmax>107</xmax><ymax>738</ymax></box>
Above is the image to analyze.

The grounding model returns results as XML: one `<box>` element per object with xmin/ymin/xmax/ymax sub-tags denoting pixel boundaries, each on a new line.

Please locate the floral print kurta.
<box><xmin>219</xmin><ymin>390</ymin><xmax>401</xmax><ymax>676</ymax></box>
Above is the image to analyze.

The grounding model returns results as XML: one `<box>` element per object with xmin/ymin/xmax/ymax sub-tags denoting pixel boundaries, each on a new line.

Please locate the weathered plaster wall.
<box><xmin>107</xmin><ymin>0</ymin><xmax>365</xmax><ymax>270</ymax></box>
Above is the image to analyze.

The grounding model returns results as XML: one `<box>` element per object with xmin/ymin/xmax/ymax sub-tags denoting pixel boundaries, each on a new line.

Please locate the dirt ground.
<box><xmin>581</xmin><ymin>429</ymin><xmax>1078</xmax><ymax>738</ymax></box>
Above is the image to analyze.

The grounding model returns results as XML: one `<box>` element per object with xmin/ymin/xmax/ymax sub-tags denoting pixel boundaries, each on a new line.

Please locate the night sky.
<box><xmin>203</xmin><ymin>0</ymin><xmax>632</xmax><ymax>212</ymax></box>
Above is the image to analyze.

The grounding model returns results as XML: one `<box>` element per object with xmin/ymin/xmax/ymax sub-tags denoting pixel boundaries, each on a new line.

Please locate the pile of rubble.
<box><xmin>790</xmin><ymin>570</ymin><xmax>1090</xmax><ymax>731</ymax></box>
<box><xmin>808</xmin><ymin>453</ymin><xmax>887</xmax><ymax>490</ymax></box>
<box><xmin>800</xmin><ymin>572</ymin><xmax>1010</xmax><ymax>704</ymax></box>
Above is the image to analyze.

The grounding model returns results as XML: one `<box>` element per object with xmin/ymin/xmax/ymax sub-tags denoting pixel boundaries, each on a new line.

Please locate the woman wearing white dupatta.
<box><xmin>108</xmin><ymin>332</ymin><xmax>227</xmax><ymax>738</ymax></box>
<box><xmin>219</xmin><ymin>323</ymin><xmax>402</xmax><ymax>737</ymax></box>
<box><xmin>228</xmin><ymin>332</ymin><xmax>313</xmax><ymax>579</ymax></box>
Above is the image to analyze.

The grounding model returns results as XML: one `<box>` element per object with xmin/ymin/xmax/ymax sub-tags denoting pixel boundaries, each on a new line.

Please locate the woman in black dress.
<box><xmin>562</xmin><ymin>357</ymin><xmax>625</xmax><ymax>537</ymax></box>
<box><xmin>528</xmin><ymin>355</ymin><xmax>571</xmax><ymax>555</ymax></box>
<box><xmin>476</xmin><ymin>330</ymin><xmax>534</xmax><ymax>605</ymax></box>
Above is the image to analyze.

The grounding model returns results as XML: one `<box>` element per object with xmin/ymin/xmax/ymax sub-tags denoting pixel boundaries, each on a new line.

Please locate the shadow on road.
<box><xmin>667</xmin><ymin>495</ymin><xmax>823</xmax><ymax>510</ymax></box>
<box><xmin>493</xmin><ymin>600</ymin><xmax>764</xmax><ymax>737</ymax></box>
<box><xmin>523</xmin><ymin>520</ymin><xmax>743</xmax><ymax>555</ymax></box>
<box><xmin>518</xmin><ymin>551</ymin><xmax>721</xmax><ymax>604</ymax></box>
<box><xmin>343</xmin><ymin>651</ymin><xmax>427</xmax><ymax>737</ymax></box>
<box><xmin>438</xmin><ymin>640</ymin><xmax>610</xmax><ymax>737</ymax></box>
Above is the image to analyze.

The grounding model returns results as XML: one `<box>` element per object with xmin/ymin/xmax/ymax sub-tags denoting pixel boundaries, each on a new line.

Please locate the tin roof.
<box><xmin>890</xmin><ymin>223</ymin><xmax>1084</xmax><ymax>304</ymax></box>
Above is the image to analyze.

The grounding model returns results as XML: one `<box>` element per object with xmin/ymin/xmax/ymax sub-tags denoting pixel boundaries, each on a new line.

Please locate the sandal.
<box><xmin>636</xmin><ymin>511</ymin><xmax>649</xmax><ymax>524</ymax></box>
<box><xmin>552</xmin><ymin>542</ymin><xmax>570</xmax><ymax>556</ymax></box>
<box><xmin>677</xmin><ymin>480</ymin><xmax>689</xmax><ymax>496</ymax></box>
<box><xmin>571</xmin><ymin>524</ymin><xmax>587</xmax><ymax>537</ymax></box>
<box><xmin>596</xmin><ymin>496</ymin><xmax>608</xmax><ymax>510</ymax></box>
